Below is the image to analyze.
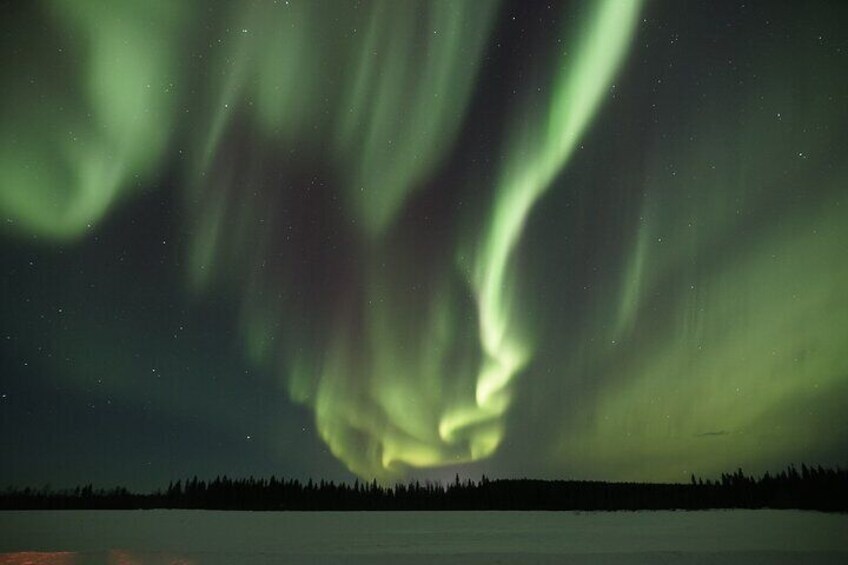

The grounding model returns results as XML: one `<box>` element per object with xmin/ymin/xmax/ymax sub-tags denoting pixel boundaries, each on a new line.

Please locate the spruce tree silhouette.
<box><xmin>1</xmin><ymin>465</ymin><xmax>846</xmax><ymax>511</ymax></box>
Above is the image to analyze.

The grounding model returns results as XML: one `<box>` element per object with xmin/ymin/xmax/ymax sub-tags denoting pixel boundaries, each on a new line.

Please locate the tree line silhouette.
<box><xmin>2</xmin><ymin>464</ymin><xmax>845</xmax><ymax>512</ymax></box>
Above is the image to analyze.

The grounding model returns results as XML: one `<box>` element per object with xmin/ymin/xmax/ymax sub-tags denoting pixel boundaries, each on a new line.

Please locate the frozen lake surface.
<box><xmin>1</xmin><ymin>509</ymin><xmax>846</xmax><ymax>564</ymax></box>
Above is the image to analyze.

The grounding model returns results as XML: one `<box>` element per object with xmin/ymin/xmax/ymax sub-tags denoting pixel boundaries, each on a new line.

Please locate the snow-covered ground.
<box><xmin>1</xmin><ymin>510</ymin><xmax>846</xmax><ymax>564</ymax></box>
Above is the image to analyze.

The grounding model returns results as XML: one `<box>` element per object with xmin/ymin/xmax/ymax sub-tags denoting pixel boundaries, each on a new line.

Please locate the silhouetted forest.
<box><xmin>2</xmin><ymin>465</ymin><xmax>846</xmax><ymax>512</ymax></box>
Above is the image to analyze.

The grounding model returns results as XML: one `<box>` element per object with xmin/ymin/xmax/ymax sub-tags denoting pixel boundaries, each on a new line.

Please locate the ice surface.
<box><xmin>1</xmin><ymin>510</ymin><xmax>846</xmax><ymax>564</ymax></box>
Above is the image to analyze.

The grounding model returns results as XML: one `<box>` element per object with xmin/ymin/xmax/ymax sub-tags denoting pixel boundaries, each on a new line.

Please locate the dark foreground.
<box><xmin>1</xmin><ymin>510</ymin><xmax>847</xmax><ymax>564</ymax></box>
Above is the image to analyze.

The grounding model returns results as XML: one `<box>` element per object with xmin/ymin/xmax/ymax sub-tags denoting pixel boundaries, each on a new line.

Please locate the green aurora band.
<box><xmin>2</xmin><ymin>0</ymin><xmax>847</xmax><ymax>482</ymax></box>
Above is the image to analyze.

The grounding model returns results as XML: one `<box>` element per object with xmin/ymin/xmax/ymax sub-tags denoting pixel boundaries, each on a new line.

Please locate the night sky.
<box><xmin>2</xmin><ymin>0</ymin><xmax>847</xmax><ymax>490</ymax></box>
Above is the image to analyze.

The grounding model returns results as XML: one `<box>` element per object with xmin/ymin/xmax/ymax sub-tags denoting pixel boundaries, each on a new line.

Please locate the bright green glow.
<box><xmin>301</xmin><ymin>276</ymin><xmax>492</xmax><ymax>479</ymax></box>
<box><xmin>555</xmin><ymin>194</ymin><xmax>848</xmax><ymax>481</ymax></box>
<box><xmin>337</xmin><ymin>1</ymin><xmax>497</xmax><ymax>235</ymax></box>
<box><xmin>464</xmin><ymin>0</ymin><xmax>643</xmax><ymax>441</ymax></box>
<box><xmin>176</xmin><ymin>0</ymin><xmax>509</xmax><ymax>480</ymax></box>
<box><xmin>0</xmin><ymin>0</ymin><xmax>643</xmax><ymax>481</ymax></box>
<box><xmin>6</xmin><ymin>1</ymin><xmax>844</xmax><ymax>485</ymax></box>
<box><xmin>0</xmin><ymin>0</ymin><xmax>189</xmax><ymax>239</ymax></box>
<box><xmin>187</xmin><ymin>0</ymin><xmax>498</xmax><ymax>241</ymax></box>
<box><xmin>292</xmin><ymin>0</ymin><xmax>643</xmax><ymax>479</ymax></box>
<box><xmin>544</xmin><ymin>36</ymin><xmax>848</xmax><ymax>480</ymax></box>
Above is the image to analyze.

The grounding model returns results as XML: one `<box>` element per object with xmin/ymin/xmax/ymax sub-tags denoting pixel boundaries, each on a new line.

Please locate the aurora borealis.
<box><xmin>1</xmin><ymin>0</ymin><xmax>847</xmax><ymax>488</ymax></box>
